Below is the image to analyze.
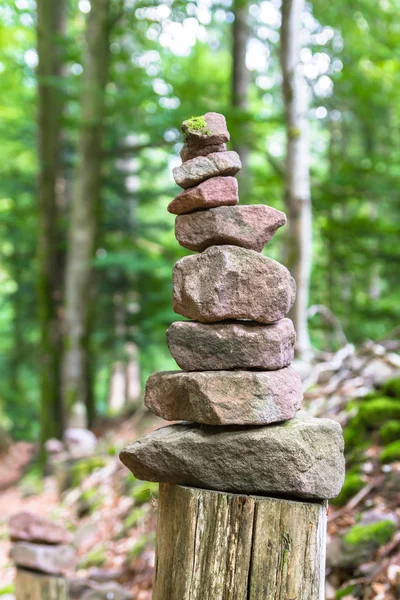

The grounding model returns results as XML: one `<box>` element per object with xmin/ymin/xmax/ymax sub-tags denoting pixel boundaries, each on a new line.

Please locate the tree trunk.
<box><xmin>62</xmin><ymin>0</ymin><xmax>111</xmax><ymax>426</ymax></box>
<box><xmin>15</xmin><ymin>568</ymin><xmax>69</xmax><ymax>600</ymax></box>
<box><xmin>36</xmin><ymin>0</ymin><xmax>66</xmax><ymax>446</ymax></box>
<box><xmin>153</xmin><ymin>484</ymin><xmax>327</xmax><ymax>600</ymax></box>
<box><xmin>280</xmin><ymin>0</ymin><xmax>313</xmax><ymax>360</ymax></box>
<box><xmin>232</xmin><ymin>0</ymin><xmax>250</xmax><ymax>178</ymax></box>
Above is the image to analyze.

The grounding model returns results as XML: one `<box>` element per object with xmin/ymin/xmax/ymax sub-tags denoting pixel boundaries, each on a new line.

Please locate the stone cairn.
<box><xmin>120</xmin><ymin>113</ymin><xmax>345</xmax><ymax>598</ymax></box>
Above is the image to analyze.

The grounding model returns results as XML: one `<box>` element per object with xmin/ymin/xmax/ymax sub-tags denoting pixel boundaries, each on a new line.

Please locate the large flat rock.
<box><xmin>168</xmin><ymin>176</ymin><xmax>238</xmax><ymax>215</ymax></box>
<box><xmin>10</xmin><ymin>542</ymin><xmax>76</xmax><ymax>574</ymax></box>
<box><xmin>173</xmin><ymin>245</ymin><xmax>296</xmax><ymax>324</ymax></box>
<box><xmin>181</xmin><ymin>112</ymin><xmax>230</xmax><ymax>147</ymax></box>
<box><xmin>119</xmin><ymin>415</ymin><xmax>345</xmax><ymax>500</ymax></box>
<box><xmin>167</xmin><ymin>319</ymin><xmax>296</xmax><ymax>371</ymax></box>
<box><xmin>175</xmin><ymin>204</ymin><xmax>287</xmax><ymax>252</ymax></box>
<box><xmin>145</xmin><ymin>368</ymin><xmax>302</xmax><ymax>425</ymax></box>
<box><xmin>9</xmin><ymin>512</ymin><xmax>71</xmax><ymax>545</ymax></box>
<box><xmin>173</xmin><ymin>151</ymin><xmax>241</xmax><ymax>189</ymax></box>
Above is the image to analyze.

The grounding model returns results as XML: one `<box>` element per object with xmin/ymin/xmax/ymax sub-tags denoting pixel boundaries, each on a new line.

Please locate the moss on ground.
<box><xmin>343</xmin><ymin>520</ymin><xmax>396</xmax><ymax>548</ymax></box>
<box><xmin>331</xmin><ymin>471</ymin><xmax>364</xmax><ymax>507</ymax></box>
<box><xmin>380</xmin><ymin>440</ymin><xmax>400</xmax><ymax>463</ymax></box>
<box><xmin>381</xmin><ymin>376</ymin><xmax>400</xmax><ymax>399</ymax></box>
<box><xmin>78</xmin><ymin>544</ymin><xmax>107</xmax><ymax>569</ymax></box>
<box><xmin>358</xmin><ymin>397</ymin><xmax>400</xmax><ymax>426</ymax></box>
<box><xmin>379</xmin><ymin>420</ymin><xmax>400</xmax><ymax>445</ymax></box>
<box><xmin>71</xmin><ymin>456</ymin><xmax>108</xmax><ymax>487</ymax></box>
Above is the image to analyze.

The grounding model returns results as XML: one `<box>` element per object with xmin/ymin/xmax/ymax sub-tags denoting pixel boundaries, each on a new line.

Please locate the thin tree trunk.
<box><xmin>62</xmin><ymin>0</ymin><xmax>111</xmax><ymax>426</ymax></box>
<box><xmin>36</xmin><ymin>0</ymin><xmax>66</xmax><ymax>446</ymax></box>
<box><xmin>232</xmin><ymin>0</ymin><xmax>250</xmax><ymax>177</ymax></box>
<box><xmin>280</xmin><ymin>0</ymin><xmax>313</xmax><ymax>360</ymax></box>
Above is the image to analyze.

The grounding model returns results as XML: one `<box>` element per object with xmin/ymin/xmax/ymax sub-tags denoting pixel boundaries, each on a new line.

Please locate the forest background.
<box><xmin>0</xmin><ymin>0</ymin><xmax>399</xmax><ymax>445</ymax></box>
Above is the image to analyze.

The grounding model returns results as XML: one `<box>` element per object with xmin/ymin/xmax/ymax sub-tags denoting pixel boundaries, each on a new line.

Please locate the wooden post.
<box><xmin>153</xmin><ymin>484</ymin><xmax>327</xmax><ymax>600</ymax></box>
<box><xmin>15</xmin><ymin>568</ymin><xmax>69</xmax><ymax>600</ymax></box>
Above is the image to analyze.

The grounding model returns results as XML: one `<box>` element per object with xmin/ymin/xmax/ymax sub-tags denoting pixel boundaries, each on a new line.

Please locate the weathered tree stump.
<box><xmin>153</xmin><ymin>484</ymin><xmax>327</xmax><ymax>600</ymax></box>
<box><xmin>15</xmin><ymin>567</ymin><xmax>69</xmax><ymax>600</ymax></box>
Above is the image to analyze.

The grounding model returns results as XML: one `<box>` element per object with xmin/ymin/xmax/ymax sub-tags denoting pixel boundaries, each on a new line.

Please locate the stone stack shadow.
<box><xmin>120</xmin><ymin>113</ymin><xmax>345</xmax><ymax>502</ymax></box>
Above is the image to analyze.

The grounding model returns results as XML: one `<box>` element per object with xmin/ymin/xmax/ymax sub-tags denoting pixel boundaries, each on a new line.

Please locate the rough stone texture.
<box><xmin>10</xmin><ymin>542</ymin><xmax>76</xmax><ymax>574</ymax></box>
<box><xmin>173</xmin><ymin>245</ymin><xmax>296</xmax><ymax>324</ymax></box>
<box><xmin>182</xmin><ymin>112</ymin><xmax>230</xmax><ymax>147</ymax></box>
<box><xmin>119</xmin><ymin>414</ymin><xmax>345</xmax><ymax>500</ymax></box>
<box><xmin>145</xmin><ymin>368</ymin><xmax>302</xmax><ymax>425</ymax></box>
<box><xmin>9</xmin><ymin>512</ymin><xmax>71</xmax><ymax>545</ymax></box>
<box><xmin>168</xmin><ymin>176</ymin><xmax>238</xmax><ymax>215</ymax></box>
<box><xmin>167</xmin><ymin>318</ymin><xmax>296</xmax><ymax>371</ymax></box>
<box><xmin>180</xmin><ymin>142</ymin><xmax>227</xmax><ymax>163</ymax></box>
<box><xmin>172</xmin><ymin>151</ymin><xmax>241</xmax><ymax>189</ymax></box>
<box><xmin>175</xmin><ymin>204</ymin><xmax>287</xmax><ymax>252</ymax></box>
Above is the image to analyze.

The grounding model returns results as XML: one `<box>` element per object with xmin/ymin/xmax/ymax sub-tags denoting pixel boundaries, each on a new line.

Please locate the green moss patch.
<box><xmin>78</xmin><ymin>545</ymin><xmax>107</xmax><ymax>569</ymax></box>
<box><xmin>71</xmin><ymin>456</ymin><xmax>108</xmax><ymax>487</ymax></box>
<box><xmin>380</xmin><ymin>440</ymin><xmax>400</xmax><ymax>463</ymax></box>
<box><xmin>379</xmin><ymin>420</ymin><xmax>400</xmax><ymax>445</ymax></box>
<box><xmin>331</xmin><ymin>472</ymin><xmax>364</xmax><ymax>507</ymax></box>
<box><xmin>183</xmin><ymin>115</ymin><xmax>210</xmax><ymax>137</ymax></box>
<box><xmin>358</xmin><ymin>397</ymin><xmax>400</xmax><ymax>426</ymax></box>
<box><xmin>381</xmin><ymin>377</ymin><xmax>400</xmax><ymax>399</ymax></box>
<box><xmin>343</xmin><ymin>519</ymin><xmax>395</xmax><ymax>548</ymax></box>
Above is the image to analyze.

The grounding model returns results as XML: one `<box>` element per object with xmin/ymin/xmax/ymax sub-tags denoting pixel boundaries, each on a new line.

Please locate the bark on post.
<box><xmin>62</xmin><ymin>0</ymin><xmax>111</xmax><ymax>425</ymax></box>
<box><xmin>280</xmin><ymin>0</ymin><xmax>313</xmax><ymax>360</ymax></box>
<box><xmin>36</xmin><ymin>0</ymin><xmax>66</xmax><ymax>447</ymax></box>
<box><xmin>153</xmin><ymin>484</ymin><xmax>327</xmax><ymax>600</ymax></box>
<box><xmin>15</xmin><ymin>568</ymin><xmax>69</xmax><ymax>600</ymax></box>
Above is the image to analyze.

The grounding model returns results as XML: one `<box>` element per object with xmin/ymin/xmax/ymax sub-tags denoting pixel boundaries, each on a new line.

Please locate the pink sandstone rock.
<box><xmin>9</xmin><ymin>512</ymin><xmax>71</xmax><ymax>545</ymax></box>
<box><xmin>181</xmin><ymin>112</ymin><xmax>230</xmax><ymax>146</ymax></box>
<box><xmin>172</xmin><ymin>151</ymin><xmax>241</xmax><ymax>189</ymax></box>
<box><xmin>10</xmin><ymin>542</ymin><xmax>76</xmax><ymax>574</ymax></box>
<box><xmin>167</xmin><ymin>318</ymin><xmax>296</xmax><ymax>371</ymax></box>
<box><xmin>175</xmin><ymin>204</ymin><xmax>287</xmax><ymax>251</ymax></box>
<box><xmin>180</xmin><ymin>142</ymin><xmax>227</xmax><ymax>163</ymax></box>
<box><xmin>173</xmin><ymin>245</ymin><xmax>296</xmax><ymax>324</ymax></box>
<box><xmin>168</xmin><ymin>176</ymin><xmax>238</xmax><ymax>215</ymax></box>
<box><xmin>144</xmin><ymin>368</ymin><xmax>302</xmax><ymax>426</ymax></box>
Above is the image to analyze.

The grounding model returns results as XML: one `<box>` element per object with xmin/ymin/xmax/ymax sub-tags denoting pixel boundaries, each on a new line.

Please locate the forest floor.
<box><xmin>0</xmin><ymin>342</ymin><xmax>399</xmax><ymax>599</ymax></box>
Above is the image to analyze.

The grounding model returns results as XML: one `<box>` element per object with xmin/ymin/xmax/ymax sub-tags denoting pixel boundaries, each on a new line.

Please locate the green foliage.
<box><xmin>128</xmin><ymin>532</ymin><xmax>155</xmax><ymax>560</ymax></box>
<box><xmin>381</xmin><ymin>377</ymin><xmax>400</xmax><ymax>399</ymax></box>
<box><xmin>78</xmin><ymin>544</ymin><xmax>107</xmax><ymax>569</ymax></box>
<box><xmin>380</xmin><ymin>440</ymin><xmax>400</xmax><ymax>464</ymax></box>
<box><xmin>358</xmin><ymin>397</ymin><xmax>400</xmax><ymax>426</ymax></box>
<box><xmin>343</xmin><ymin>520</ymin><xmax>396</xmax><ymax>548</ymax></box>
<box><xmin>0</xmin><ymin>584</ymin><xmax>15</xmax><ymax>595</ymax></box>
<box><xmin>71</xmin><ymin>456</ymin><xmax>108</xmax><ymax>487</ymax></box>
<box><xmin>132</xmin><ymin>480</ymin><xmax>158</xmax><ymax>506</ymax></box>
<box><xmin>379</xmin><ymin>420</ymin><xmax>400</xmax><ymax>445</ymax></box>
<box><xmin>336</xmin><ymin>585</ymin><xmax>357</xmax><ymax>599</ymax></box>
<box><xmin>331</xmin><ymin>471</ymin><xmax>364</xmax><ymax>507</ymax></box>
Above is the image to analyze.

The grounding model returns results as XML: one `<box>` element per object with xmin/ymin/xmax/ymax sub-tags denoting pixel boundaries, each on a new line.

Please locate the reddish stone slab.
<box><xmin>9</xmin><ymin>512</ymin><xmax>71</xmax><ymax>545</ymax></box>
<box><xmin>172</xmin><ymin>151</ymin><xmax>241</xmax><ymax>189</ymax></box>
<box><xmin>175</xmin><ymin>204</ymin><xmax>287</xmax><ymax>251</ymax></box>
<box><xmin>180</xmin><ymin>142</ymin><xmax>227</xmax><ymax>163</ymax></box>
<box><xmin>168</xmin><ymin>176</ymin><xmax>238</xmax><ymax>215</ymax></box>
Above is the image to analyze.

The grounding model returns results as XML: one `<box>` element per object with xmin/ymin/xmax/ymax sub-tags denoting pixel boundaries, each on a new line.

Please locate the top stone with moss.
<box><xmin>181</xmin><ymin>112</ymin><xmax>230</xmax><ymax>147</ymax></box>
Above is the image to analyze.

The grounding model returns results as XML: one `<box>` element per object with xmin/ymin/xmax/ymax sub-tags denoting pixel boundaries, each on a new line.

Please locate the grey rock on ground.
<box><xmin>144</xmin><ymin>368</ymin><xmax>302</xmax><ymax>425</ymax></box>
<box><xmin>168</xmin><ymin>176</ymin><xmax>238</xmax><ymax>215</ymax></box>
<box><xmin>119</xmin><ymin>415</ymin><xmax>345</xmax><ymax>500</ymax></box>
<box><xmin>180</xmin><ymin>142</ymin><xmax>227</xmax><ymax>163</ymax></box>
<box><xmin>167</xmin><ymin>318</ymin><xmax>296</xmax><ymax>371</ymax></box>
<box><xmin>175</xmin><ymin>204</ymin><xmax>286</xmax><ymax>252</ymax></box>
<box><xmin>9</xmin><ymin>512</ymin><xmax>71</xmax><ymax>545</ymax></box>
<box><xmin>10</xmin><ymin>542</ymin><xmax>76</xmax><ymax>574</ymax></box>
<box><xmin>172</xmin><ymin>151</ymin><xmax>241</xmax><ymax>189</ymax></box>
<box><xmin>173</xmin><ymin>245</ymin><xmax>296</xmax><ymax>324</ymax></box>
<box><xmin>181</xmin><ymin>112</ymin><xmax>229</xmax><ymax>147</ymax></box>
<box><xmin>64</xmin><ymin>428</ymin><xmax>97</xmax><ymax>459</ymax></box>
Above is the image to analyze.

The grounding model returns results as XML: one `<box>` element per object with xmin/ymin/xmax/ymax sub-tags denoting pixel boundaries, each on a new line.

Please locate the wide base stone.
<box><xmin>175</xmin><ymin>204</ymin><xmax>287</xmax><ymax>252</ymax></box>
<box><xmin>119</xmin><ymin>415</ymin><xmax>345</xmax><ymax>500</ymax></box>
<box><xmin>167</xmin><ymin>318</ymin><xmax>296</xmax><ymax>371</ymax></box>
<box><xmin>173</xmin><ymin>245</ymin><xmax>296</xmax><ymax>324</ymax></box>
<box><xmin>172</xmin><ymin>151</ymin><xmax>241</xmax><ymax>189</ymax></box>
<box><xmin>144</xmin><ymin>368</ymin><xmax>302</xmax><ymax>425</ymax></box>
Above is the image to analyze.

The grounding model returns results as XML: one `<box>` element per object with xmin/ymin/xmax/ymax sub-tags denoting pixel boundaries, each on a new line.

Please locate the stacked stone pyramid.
<box><xmin>120</xmin><ymin>113</ymin><xmax>345</xmax><ymax>502</ymax></box>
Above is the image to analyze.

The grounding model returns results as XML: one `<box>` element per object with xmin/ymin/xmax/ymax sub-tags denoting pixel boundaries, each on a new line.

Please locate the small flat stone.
<box><xmin>173</xmin><ymin>151</ymin><xmax>241</xmax><ymax>189</ymax></box>
<box><xmin>181</xmin><ymin>112</ymin><xmax>230</xmax><ymax>147</ymax></box>
<box><xmin>173</xmin><ymin>245</ymin><xmax>296</xmax><ymax>324</ymax></box>
<box><xmin>10</xmin><ymin>542</ymin><xmax>76</xmax><ymax>574</ymax></box>
<box><xmin>119</xmin><ymin>415</ymin><xmax>345</xmax><ymax>500</ymax></box>
<box><xmin>168</xmin><ymin>176</ymin><xmax>238</xmax><ymax>215</ymax></box>
<box><xmin>167</xmin><ymin>319</ymin><xmax>295</xmax><ymax>371</ymax></box>
<box><xmin>175</xmin><ymin>204</ymin><xmax>287</xmax><ymax>251</ymax></box>
<box><xmin>9</xmin><ymin>512</ymin><xmax>71</xmax><ymax>545</ymax></box>
<box><xmin>144</xmin><ymin>368</ymin><xmax>302</xmax><ymax>425</ymax></box>
<box><xmin>180</xmin><ymin>142</ymin><xmax>227</xmax><ymax>163</ymax></box>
